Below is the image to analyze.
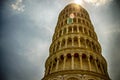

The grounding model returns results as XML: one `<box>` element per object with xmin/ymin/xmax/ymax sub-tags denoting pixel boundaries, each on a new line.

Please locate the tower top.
<box><xmin>65</xmin><ymin>3</ymin><xmax>84</xmax><ymax>10</ymax></box>
<box><xmin>59</xmin><ymin>3</ymin><xmax>89</xmax><ymax>22</ymax></box>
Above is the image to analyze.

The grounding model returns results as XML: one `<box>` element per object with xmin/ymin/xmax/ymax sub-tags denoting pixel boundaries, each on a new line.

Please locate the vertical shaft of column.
<box><xmin>65</xmin><ymin>39</ymin><xmax>67</xmax><ymax>48</ymax></box>
<box><xmin>80</xmin><ymin>55</ymin><xmax>83</xmax><ymax>69</ymax></box>
<box><xmin>72</xmin><ymin>26</ymin><xmax>73</xmax><ymax>33</ymax></box>
<box><xmin>82</xmin><ymin>26</ymin><xmax>84</xmax><ymax>33</ymax></box>
<box><xmin>100</xmin><ymin>63</ymin><xmax>104</xmax><ymax>74</ymax></box>
<box><xmin>77</xmin><ymin>25</ymin><xmax>79</xmax><ymax>33</ymax></box>
<box><xmin>78</xmin><ymin>37</ymin><xmax>81</xmax><ymax>47</ymax></box>
<box><xmin>71</xmin><ymin>55</ymin><xmax>74</xmax><ymax>69</ymax></box>
<box><xmin>87</xmin><ymin>56</ymin><xmax>91</xmax><ymax>71</ymax></box>
<box><xmin>59</xmin><ymin>42</ymin><xmax>62</xmax><ymax>49</ymax></box>
<box><xmin>63</xmin><ymin>55</ymin><xmax>66</xmax><ymax>70</ymax></box>
<box><xmin>56</xmin><ymin>59</ymin><xmax>59</xmax><ymax>71</ymax></box>
<box><xmin>50</xmin><ymin>62</ymin><xmax>53</xmax><ymax>73</ymax></box>
<box><xmin>95</xmin><ymin>59</ymin><xmax>98</xmax><ymax>72</ymax></box>
<box><xmin>85</xmin><ymin>39</ymin><xmax>87</xmax><ymax>48</ymax></box>
<box><xmin>54</xmin><ymin>45</ymin><xmax>57</xmax><ymax>52</ymax></box>
<box><xmin>61</xmin><ymin>29</ymin><xmax>63</xmax><ymax>36</ymax></box>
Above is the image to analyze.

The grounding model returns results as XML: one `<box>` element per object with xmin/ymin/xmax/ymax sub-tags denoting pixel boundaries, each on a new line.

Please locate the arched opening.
<box><xmin>63</xmin><ymin>28</ymin><xmax>66</xmax><ymax>34</ymax></box>
<box><xmin>80</xmin><ymin>37</ymin><xmax>85</xmax><ymax>46</ymax></box>
<box><xmin>102</xmin><ymin>63</ymin><xmax>106</xmax><ymax>74</ymax></box>
<box><xmin>61</xmin><ymin>39</ymin><xmax>65</xmax><ymax>47</ymax></box>
<box><xmin>78</xmin><ymin>18</ymin><xmax>81</xmax><ymax>23</ymax></box>
<box><xmin>82</xmin><ymin>54</ymin><xmax>89</xmax><ymax>70</ymax></box>
<box><xmin>86</xmin><ymin>21</ymin><xmax>89</xmax><ymax>26</ymax></box>
<box><xmin>91</xmin><ymin>42</ymin><xmax>94</xmax><ymax>50</ymax></box>
<box><xmin>68</xmin><ymin>26</ymin><xmax>72</xmax><ymax>33</ymax></box>
<box><xmin>56</xmin><ymin>42</ymin><xmax>60</xmax><ymax>50</ymax></box>
<box><xmin>73</xmin><ymin>18</ymin><xmax>76</xmax><ymax>23</ymax></box>
<box><xmin>66</xmin><ymin>54</ymin><xmax>72</xmax><ymax>69</ymax></box>
<box><xmin>59</xmin><ymin>55</ymin><xmax>64</xmax><ymax>70</ymax></box>
<box><xmin>92</xmin><ymin>43</ymin><xmax>96</xmax><ymax>52</ymax></box>
<box><xmin>84</xmin><ymin>28</ymin><xmax>88</xmax><ymax>35</ymax></box>
<box><xmin>48</xmin><ymin>62</ymin><xmax>52</xmax><ymax>74</ymax></box>
<box><xmin>60</xmin><ymin>55</ymin><xmax>64</xmax><ymax>60</ymax></box>
<box><xmin>74</xmin><ymin>37</ymin><xmax>78</xmax><ymax>46</ymax></box>
<box><xmin>79</xmin><ymin>26</ymin><xmax>82</xmax><ymax>33</ymax></box>
<box><xmin>81</xmin><ymin>14</ymin><xmax>83</xmax><ymax>17</ymax></box>
<box><xmin>90</xmin><ymin>55</ymin><xmax>96</xmax><ymax>71</ymax></box>
<box><xmin>52</xmin><ymin>59</ymin><xmax>56</xmax><ymax>72</ymax></box>
<box><xmin>67</xmin><ymin>54</ymin><xmax>71</xmax><ymax>58</ymax></box>
<box><xmin>55</xmin><ymin>58</ymin><xmax>57</xmax><ymax>62</ymax></box>
<box><xmin>77</xmin><ymin>13</ymin><xmax>80</xmax><ymax>17</ymax></box>
<box><xmin>59</xmin><ymin>30</ymin><xmax>62</xmax><ymax>37</ymax></box>
<box><xmin>83</xmin><ymin>20</ymin><xmax>85</xmax><ymax>24</ymax></box>
<box><xmin>67</xmin><ymin>37</ymin><xmax>72</xmax><ymax>46</ymax></box>
<box><xmin>96</xmin><ymin>59</ymin><xmax>102</xmax><ymax>73</ymax></box>
<box><xmin>74</xmin><ymin>53</ymin><xmax>80</xmax><ymax>69</ymax></box>
<box><xmin>86</xmin><ymin>39</ymin><xmax>89</xmax><ymax>48</ymax></box>
<box><xmin>94</xmin><ymin>45</ymin><xmax>98</xmax><ymax>53</ymax></box>
<box><xmin>61</xmin><ymin>21</ymin><xmax>63</xmax><ymax>26</ymax></box>
<box><xmin>73</xmin><ymin>25</ymin><xmax>77</xmax><ymax>32</ymax></box>
<box><xmin>82</xmin><ymin>54</ymin><xmax>86</xmax><ymax>59</ymax></box>
<box><xmin>98</xmin><ymin>63</ymin><xmax>102</xmax><ymax>73</ymax></box>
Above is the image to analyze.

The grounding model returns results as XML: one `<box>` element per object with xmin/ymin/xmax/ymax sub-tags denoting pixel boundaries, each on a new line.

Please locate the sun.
<box><xmin>74</xmin><ymin>0</ymin><xmax>82</xmax><ymax>5</ymax></box>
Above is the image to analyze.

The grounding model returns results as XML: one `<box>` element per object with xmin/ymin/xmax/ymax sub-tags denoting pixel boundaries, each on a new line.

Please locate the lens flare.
<box><xmin>73</xmin><ymin>0</ymin><xmax>112</xmax><ymax>6</ymax></box>
<box><xmin>84</xmin><ymin>0</ymin><xmax>112</xmax><ymax>6</ymax></box>
<box><xmin>74</xmin><ymin>0</ymin><xmax>83</xmax><ymax>5</ymax></box>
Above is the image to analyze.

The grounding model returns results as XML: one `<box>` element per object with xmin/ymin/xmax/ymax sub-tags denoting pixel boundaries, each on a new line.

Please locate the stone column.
<box><xmin>65</xmin><ymin>38</ymin><xmax>67</xmax><ymax>48</ymax></box>
<box><xmin>59</xmin><ymin>42</ymin><xmax>62</xmax><ymax>49</ymax></box>
<box><xmin>71</xmin><ymin>55</ymin><xmax>74</xmax><ymax>69</ymax></box>
<box><xmin>83</xmin><ymin>27</ymin><xmax>85</xmax><ymax>33</ymax></box>
<box><xmin>55</xmin><ymin>45</ymin><xmax>57</xmax><ymax>52</ymax></box>
<box><xmin>87</xmin><ymin>56</ymin><xmax>91</xmax><ymax>71</ymax></box>
<box><xmin>63</xmin><ymin>55</ymin><xmax>66</xmax><ymax>70</ymax></box>
<box><xmin>80</xmin><ymin>55</ymin><xmax>83</xmax><ymax>69</ymax></box>
<box><xmin>50</xmin><ymin>62</ymin><xmax>53</xmax><ymax>73</ymax></box>
<box><xmin>77</xmin><ymin>25</ymin><xmax>79</xmax><ymax>33</ymax></box>
<box><xmin>78</xmin><ymin>37</ymin><xmax>81</xmax><ymax>47</ymax></box>
<box><xmin>85</xmin><ymin>39</ymin><xmax>87</xmax><ymax>48</ymax></box>
<box><xmin>95</xmin><ymin>59</ymin><xmax>98</xmax><ymax>72</ymax></box>
<box><xmin>61</xmin><ymin>29</ymin><xmax>63</xmax><ymax>36</ymax></box>
<box><xmin>100</xmin><ymin>63</ymin><xmax>104</xmax><ymax>74</ymax></box>
<box><xmin>56</xmin><ymin>58</ymin><xmax>59</xmax><ymax>71</ymax></box>
<box><xmin>72</xmin><ymin>26</ymin><xmax>73</xmax><ymax>33</ymax></box>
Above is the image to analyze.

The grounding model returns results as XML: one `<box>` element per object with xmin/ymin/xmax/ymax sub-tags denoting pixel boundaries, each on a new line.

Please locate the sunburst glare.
<box><xmin>74</xmin><ymin>0</ymin><xmax>83</xmax><ymax>5</ymax></box>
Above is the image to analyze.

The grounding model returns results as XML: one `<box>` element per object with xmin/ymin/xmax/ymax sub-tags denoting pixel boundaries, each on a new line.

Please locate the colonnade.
<box><xmin>53</xmin><ymin>23</ymin><xmax>97</xmax><ymax>41</ymax></box>
<box><xmin>51</xmin><ymin>35</ymin><xmax>101</xmax><ymax>55</ymax></box>
<box><xmin>46</xmin><ymin>53</ymin><xmax>106</xmax><ymax>75</ymax></box>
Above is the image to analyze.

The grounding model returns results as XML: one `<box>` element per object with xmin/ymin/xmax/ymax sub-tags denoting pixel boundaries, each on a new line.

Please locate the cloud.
<box><xmin>82</xmin><ymin>0</ymin><xmax>112</xmax><ymax>6</ymax></box>
<box><xmin>104</xmin><ymin>29</ymin><xmax>120</xmax><ymax>35</ymax></box>
<box><xmin>11</xmin><ymin>0</ymin><xmax>25</xmax><ymax>12</ymax></box>
<box><xmin>73</xmin><ymin>0</ymin><xmax>112</xmax><ymax>7</ymax></box>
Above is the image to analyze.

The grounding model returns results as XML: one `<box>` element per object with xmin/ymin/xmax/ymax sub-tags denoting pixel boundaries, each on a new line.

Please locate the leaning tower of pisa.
<box><xmin>42</xmin><ymin>3</ymin><xmax>110</xmax><ymax>80</ymax></box>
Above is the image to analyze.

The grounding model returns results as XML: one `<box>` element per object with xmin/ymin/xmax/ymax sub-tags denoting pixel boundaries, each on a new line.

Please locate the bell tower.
<box><xmin>42</xmin><ymin>3</ymin><xmax>110</xmax><ymax>80</ymax></box>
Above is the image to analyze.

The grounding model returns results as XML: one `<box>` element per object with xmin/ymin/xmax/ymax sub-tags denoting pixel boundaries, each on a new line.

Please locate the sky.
<box><xmin>1</xmin><ymin>0</ymin><xmax>120</xmax><ymax>80</ymax></box>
